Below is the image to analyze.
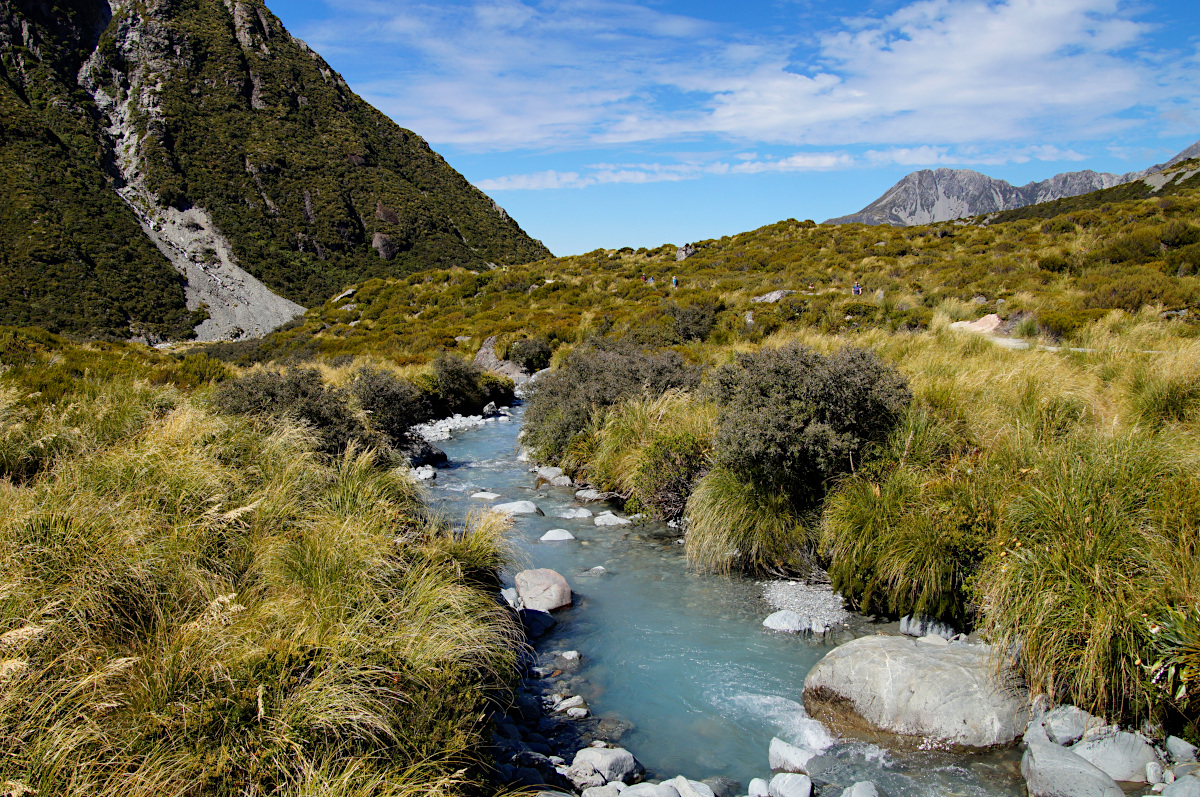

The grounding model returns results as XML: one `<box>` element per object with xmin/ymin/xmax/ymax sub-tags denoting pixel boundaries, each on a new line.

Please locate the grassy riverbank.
<box><xmin>521</xmin><ymin>316</ymin><xmax>1200</xmax><ymax>735</ymax></box>
<box><xmin>0</xmin><ymin>329</ymin><xmax>521</xmax><ymax>796</ymax></box>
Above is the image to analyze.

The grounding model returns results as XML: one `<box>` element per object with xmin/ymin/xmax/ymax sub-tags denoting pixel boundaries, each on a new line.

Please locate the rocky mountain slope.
<box><xmin>1</xmin><ymin>0</ymin><xmax>549</xmax><ymax>340</ymax></box>
<box><xmin>826</xmin><ymin>140</ymin><xmax>1200</xmax><ymax>227</ymax></box>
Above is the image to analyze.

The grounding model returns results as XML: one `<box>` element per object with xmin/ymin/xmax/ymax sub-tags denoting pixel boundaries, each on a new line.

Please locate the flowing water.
<box><xmin>428</xmin><ymin>406</ymin><xmax>1024</xmax><ymax>796</ymax></box>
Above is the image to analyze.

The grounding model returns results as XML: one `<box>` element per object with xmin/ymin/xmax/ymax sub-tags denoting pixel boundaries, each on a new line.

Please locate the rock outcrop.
<box><xmin>474</xmin><ymin>336</ymin><xmax>531</xmax><ymax>382</ymax></box>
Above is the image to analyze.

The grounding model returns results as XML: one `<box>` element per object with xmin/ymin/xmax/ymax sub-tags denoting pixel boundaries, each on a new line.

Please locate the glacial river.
<box><xmin>426</xmin><ymin>405</ymin><xmax>1024</xmax><ymax>796</ymax></box>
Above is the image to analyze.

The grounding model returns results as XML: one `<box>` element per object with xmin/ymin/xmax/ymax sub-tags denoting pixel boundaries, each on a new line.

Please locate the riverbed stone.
<box><xmin>802</xmin><ymin>635</ymin><xmax>1029</xmax><ymax>748</ymax></box>
<box><xmin>471</xmin><ymin>491</ymin><xmax>501</xmax><ymax>500</ymax></box>
<box><xmin>573</xmin><ymin>747</ymin><xmax>643</xmax><ymax>784</ymax></box>
<box><xmin>515</xmin><ymin>569</ymin><xmax>572</xmax><ymax>612</ymax></box>
<box><xmin>839</xmin><ymin>784</ymin><xmax>883</xmax><ymax>797</ymax></box>
<box><xmin>763</xmin><ymin>611</ymin><xmax>809</xmax><ymax>633</ymax></box>
<box><xmin>551</xmin><ymin>475</ymin><xmax>574</xmax><ymax>486</ymax></box>
<box><xmin>748</xmin><ymin>778</ymin><xmax>770</xmax><ymax>797</ymax></box>
<box><xmin>666</xmin><ymin>776</ymin><xmax>715</xmax><ymax>797</ymax></box>
<box><xmin>541</xmin><ymin>529</ymin><xmax>576</xmax><ymax>541</ymax></box>
<box><xmin>1042</xmin><ymin>705</ymin><xmax>1096</xmax><ymax>746</ymax></box>
<box><xmin>768</xmin><ymin>773</ymin><xmax>812</xmax><ymax>797</ymax></box>
<box><xmin>582</xmin><ymin>787</ymin><xmax>622</xmax><ymax>797</ymax></box>
<box><xmin>567</xmin><ymin>761</ymin><xmax>608</xmax><ymax>790</ymax></box>
<box><xmin>1022</xmin><ymin>739</ymin><xmax>1124</xmax><ymax>797</ymax></box>
<box><xmin>1169</xmin><ymin>737</ymin><xmax>1199</xmax><ymax>763</ymax></box>
<box><xmin>622</xmin><ymin>785</ymin><xmax>680</xmax><ymax>797</ymax></box>
<box><xmin>595</xmin><ymin>512</ymin><xmax>632</xmax><ymax>526</ymax></box>
<box><xmin>538</xmin><ymin>466</ymin><xmax>565</xmax><ymax>481</ymax></box>
<box><xmin>493</xmin><ymin>500</ymin><xmax>545</xmax><ymax>516</ymax></box>
<box><xmin>518</xmin><ymin>608</ymin><xmax>557</xmax><ymax>638</ymax></box>
<box><xmin>576</xmin><ymin>489</ymin><xmax>605</xmax><ymax>501</ymax></box>
<box><xmin>769</xmin><ymin>737</ymin><xmax>815</xmax><ymax>773</ymax></box>
<box><xmin>558</xmin><ymin>507</ymin><xmax>594</xmax><ymax>519</ymax></box>
<box><xmin>1070</xmin><ymin>730</ymin><xmax>1162</xmax><ymax>783</ymax></box>
<box><xmin>1150</xmin><ymin>762</ymin><xmax>1166</xmax><ymax>784</ymax></box>
<box><xmin>1164</xmin><ymin>776</ymin><xmax>1200</xmax><ymax>797</ymax></box>
<box><xmin>703</xmin><ymin>776</ymin><xmax>740</xmax><ymax>797</ymax></box>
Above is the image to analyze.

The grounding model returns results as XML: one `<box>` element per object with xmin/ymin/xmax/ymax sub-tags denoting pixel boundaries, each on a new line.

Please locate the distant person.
<box><xmin>808</xmin><ymin>282</ymin><xmax>815</xmax><ymax>290</ymax></box>
<box><xmin>852</xmin><ymin>280</ymin><xmax>862</xmax><ymax>296</ymax></box>
<box><xmin>641</xmin><ymin>273</ymin><xmax>647</xmax><ymax>283</ymax></box>
<box><xmin>672</xmin><ymin>275</ymin><xmax>678</xmax><ymax>288</ymax></box>
<box><xmin>648</xmin><ymin>277</ymin><xmax>655</xmax><ymax>286</ymax></box>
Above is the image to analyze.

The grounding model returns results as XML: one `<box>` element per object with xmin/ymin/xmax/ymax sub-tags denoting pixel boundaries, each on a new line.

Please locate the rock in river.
<box><xmin>572</xmin><ymin>746</ymin><xmax>643</xmax><ymax>784</ymax></box>
<box><xmin>1021</xmin><ymin>739</ymin><xmax>1123</xmax><ymax>797</ymax></box>
<box><xmin>763</xmin><ymin>610</ymin><xmax>810</xmax><ymax>633</ymax></box>
<box><xmin>1070</xmin><ymin>730</ymin><xmax>1162</xmax><ymax>783</ymax></box>
<box><xmin>540</xmin><ymin>529</ymin><xmax>576</xmax><ymax>541</ymax></box>
<box><xmin>802</xmin><ymin>635</ymin><xmax>1029</xmax><ymax>748</ymax></box>
<box><xmin>492</xmin><ymin>500</ymin><xmax>545</xmax><ymax>516</ymax></box>
<box><xmin>515</xmin><ymin>569</ymin><xmax>572</xmax><ymax>612</ymax></box>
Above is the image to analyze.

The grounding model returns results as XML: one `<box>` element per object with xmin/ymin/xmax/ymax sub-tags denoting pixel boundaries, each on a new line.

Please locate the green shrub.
<box><xmin>708</xmin><ymin>343</ymin><xmax>910</xmax><ymax>502</ymax></box>
<box><xmin>213</xmin><ymin>368</ymin><xmax>367</xmax><ymax>456</ymax></box>
<box><xmin>667</xmin><ymin>301</ymin><xmax>722</xmax><ymax>342</ymax></box>
<box><xmin>1041</xmin><ymin>217</ymin><xmax>1077</xmax><ymax>234</ymax></box>
<box><xmin>627</xmin><ymin>431</ymin><xmax>710</xmax><ymax>521</ymax></box>
<box><xmin>351</xmin><ymin>367</ymin><xmax>432</xmax><ymax>444</ymax></box>
<box><xmin>507</xmin><ymin>338</ymin><xmax>552</xmax><ymax>372</ymax></box>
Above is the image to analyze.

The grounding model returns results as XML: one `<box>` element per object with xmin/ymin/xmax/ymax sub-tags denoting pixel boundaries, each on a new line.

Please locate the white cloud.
<box><xmin>301</xmin><ymin>0</ymin><xmax>1196</xmax><ymax>155</ymax></box>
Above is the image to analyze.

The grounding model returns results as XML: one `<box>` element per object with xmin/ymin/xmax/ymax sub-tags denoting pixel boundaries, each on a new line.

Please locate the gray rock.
<box><xmin>702</xmin><ymin>776</ymin><xmax>740</xmax><ymax>797</ymax></box>
<box><xmin>576</xmin><ymin>489</ymin><xmax>605</xmax><ymax>502</ymax></box>
<box><xmin>482</xmin><ymin>401</ymin><xmax>499</xmax><ymax>417</ymax></box>
<box><xmin>1022</xmin><ymin>739</ymin><xmax>1124</xmax><ymax>797</ymax></box>
<box><xmin>763</xmin><ymin>611</ymin><xmax>809</xmax><ymax>633</ymax></box>
<box><xmin>474</xmin><ymin>335</ymin><xmax>528</xmax><ymax>381</ymax></box>
<box><xmin>551</xmin><ymin>475</ymin><xmax>574</xmax><ymax>486</ymax></box>
<box><xmin>1169</xmin><ymin>737</ymin><xmax>1199</xmax><ymax>763</ymax></box>
<box><xmin>471</xmin><ymin>491</ymin><xmax>501</xmax><ymax>500</ymax></box>
<box><xmin>540</xmin><ymin>529</ymin><xmax>576</xmax><ymax>541</ymax></box>
<box><xmin>748</xmin><ymin>778</ymin><xmax>770</xmax><ymax>797</ymax></box>
<box><xmin>1070</xmin><ymin>730</ymin><xmax>1162</xmax><ymax>782</ymax></box>
<box><xmin>500</xmin><ymin>587</ymin><xmax>519</xmax><ymax>607</ymax></box>
<box><xmin>666</xmin><ymin>776</ymin><xmax>716</xmax><ymax>797</ymax></box>
<box><xmin>518</xmin><ymin>608</ymin><xmax>557</xmax><ymax>638</ymax></box>
<box><xmin>1164</xmin><ymin>776</ymin><xmax>1200</xmax><ymax>797</ymax></box>
<box><xmin>839</xmin><ymin>784</ymin><xmax>883</xmax><ymax>797</ymax></box>
<box><xmin>574</xmin><ymin>747</ymin><xmax>643</xmax><ymax>784</ymax></box>
<box><xmin>595</xmin><ymin>512</ymin><xmax>632</xmax><ymax>526</ymax></box>
<box><xmin>768</xmin><ymin>773</ymin><xmax>812</xmax><ymax>797</ymax></box>
<box><xmin>803</xmin><ymin>635</ymin><xmax>1029</xmax><ymax>748</ymax></box>
<box><xmin>769</xmin><ymin>737</ymin><xmax>815</xmax><ymax>772</ymax></box>
<box><xmin>1042</xmin><ymin>705</ymin><xmax>1096</xmax><ymax>746</ymax></box>
<box><xmin>558</xmin><ymin>507</ymin><xmax>594</xmax><ymax>519</ymax></box>
<box><xmin>1149</xmin><ymin>762</ymin><xmax>1165</xmax><ymax>784</ymax></box>
<box><xmin>538</xmin><ymin>466</ymin><xmax>565</xmax><ymax>481</ymax></box>
<box><xmin>515</xmin><ymin>569</ymin><xmax>572</xmax><ymax>612</ymax></box>
<box><xmin>751</xmin><ymin>290</ymin><xmax>796</xmax><ymax>304</ymax></box>
<box><xmin>899</xmin><ymin>614</ymin><xmax>956</xmax><ymax>640</ymax></box>
<box><xmin>622</xmin><ymin>785</ymin><xmax>680</xmax><ymax>797</ymax></box>
<box><xmin>492</xmin><ymin>500</ymin><xmax>545</xmax><ymax>516</ymax></box>
<box><xmin>554</xmin><ymin>695</ymin><xmax>587</xmax><ymax>712</ymax></box>
<box><xmin>567</xmin><ymin>761</ymin><xmax>608</xmax><ymax>791</ymax></box>
<box><xmin>583</xmin><ymin>787</ymin><xmax>622</xmax><ymax>797</ymax></box>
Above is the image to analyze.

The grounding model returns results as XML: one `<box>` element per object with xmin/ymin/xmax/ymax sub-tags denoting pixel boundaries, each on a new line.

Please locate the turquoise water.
<box><xmin>428</xmin><ymin>408</ymin><xmax>1023</xmax><ymax>795</ymax></box>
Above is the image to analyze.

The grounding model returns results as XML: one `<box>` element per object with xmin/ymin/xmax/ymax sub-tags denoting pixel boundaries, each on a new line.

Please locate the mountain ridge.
<box><xmin>826</xmin><ymin>140</ymin><xmax>1200</xmax><ymax>226</ymax></box>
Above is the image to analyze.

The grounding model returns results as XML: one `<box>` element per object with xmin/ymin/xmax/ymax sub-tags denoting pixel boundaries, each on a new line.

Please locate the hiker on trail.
<box><xmin>672</xmin><ymin>276</ymin><xmax>678</xmax><ymax>288</ymax></box>
<box><xmin>852</xmin><ymin>280</ymin><xmax>862</xmax><ymax>296</ymax></box>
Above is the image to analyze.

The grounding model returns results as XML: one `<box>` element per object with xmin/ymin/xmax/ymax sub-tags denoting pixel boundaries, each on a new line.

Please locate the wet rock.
<box><xmin>703</xmin><ymin>776</ymin><xmax>740</xmax><ymax>797</ymax></box>
<box><xmin>768</xmin><ymin>773</ymin><xmax>812</xmax><ymax>797</ymax></box>
<box><xmin>493</xmin><ymin>500</ymin><xmax>545</xmax><ymax>516</ymax></box>
<box><xmin>541</xmin><ymin>529</ymin><xmax>576</xmax><ymax>541</ymax></box>
<box><xmin>595</xmin><ymin>512</ymin><xmax>632</xmax><ymax>526</ymax></box>
<box><xmin>538</xmin><ymin>466</ymin><xmax>565</xmax><ymax>481</ymax></box>
<box><xmin>412</xmin><ymin>465</ymin><xmax>436</xmax><ymax>481</ymax></box>
<box><xmin>749</xmin><ymin>778</ymin><xmax>770</xmax><ymax>797</ymax></box>
<box><xmin>763</xmin><ymin>611</ymin><xmax>809</xmax><ymax>633</ymax></box>
<box><xmin>567</xmin><ymin>761</ymin><xmax>608</xmax><ymax>791</ymax></box>
<box><xmin>397</xmin><ymin>433</ymin><xmax>448</xmax><ymax>466</ymax></box>
<box><xmin>1041</xmin><ymin>705</ymin><xmax>1097</xmax><ymax>746</ymax></box>
<box><xmin>791</xmin><ymin>718</ymin><xmax>835</xmax><ymax>753</ymax></box>
<box><xmin>899</xmin><ymin>614</ymin><xmax>956</xmax><ymax>640</ymax></box>
<box><xmin>803</xmin><ymin>635</ymin><xmax>1029</xmax><ymax>748</ymax></box>
<box><xmin>573</xmin><ymin>747</ymin><xmax>643</xmax><ymax>783</ymax></box>
<box><xmin>666</xmin><ymin>775</ymin><xmax>715</xmax><ymax>797</ymax></box>
<box><xmin>516</xmin><ymin>569</ymin><xmax>572</xmax><ymax>612</ymax></box>
<box><xmin>559</xmin><ymin>507</ymin><xmax>594</xmax><ymax>519</ymax></box>
<box><xmin>839</xmin><ymin>783</ymin><xmax>884</xmax><ymax>797</ymax></box>
<box><xmin>1070</xmin><ymin>730</ymin><xmax>1162</xmax><ymax>783</ymax></box>
<box><xmin>769</xmin><ymin>737</ymin><xmax>815</xmax><ymax>773</ymax></box>
<box><xmin>472</xmin><ymin>491</ymin><xmax>501</xmax><ymax>500</ymax></box>
<box><xmin>482</xmin><ymin>401</ymin><xmax>500</xmax><ymax>417</ymax></box>
<box><xmin>1169</xmin><ymin>737</ymin><xmax>1199</xmax><ymax>763</ymax></box>
<box><xmin>551</xmin><ymin>475</ymin><xmax>574</xmax><ymax>486</ymax></box>
<box><xmin>576</xmin><ymin>489</ymin><xmax>605</xmax><ymax>502</ymax></box>
<box><xmin>554</xmin><ymin>695</ymin><xmax>587</xmax><ymax>713</ymax></box>
<box><xmin>500</xmin><ymin>587</ymin><xmax>519</xmax><ymax>607</ymax></box>
<box><xmin>1021</xmin><ymin>739</ymin><xmax>1124</xmax><ymax>797</ymax></box>
<box><xmin>518</xmin><ymin>608</ymin><xmax>557</xmax><ymax>638</ymax></box>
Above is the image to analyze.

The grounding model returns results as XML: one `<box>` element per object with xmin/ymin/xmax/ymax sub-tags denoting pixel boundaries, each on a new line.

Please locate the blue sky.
<box><xmin>273</xmin><ymin>0</ymin><xmax>1200</xmax><ymax>255</ymax></box>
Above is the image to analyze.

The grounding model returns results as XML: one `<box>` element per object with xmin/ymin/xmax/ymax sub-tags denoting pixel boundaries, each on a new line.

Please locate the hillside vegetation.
<box><xmin>0</xmin><ymin>328</ymin><xmax>522</xmax><ymax>796</ymax></box>
<box><xmin>223</xmin><ymin>179</ymin><xmax>1200</xmax><ymax>365</ymax></box>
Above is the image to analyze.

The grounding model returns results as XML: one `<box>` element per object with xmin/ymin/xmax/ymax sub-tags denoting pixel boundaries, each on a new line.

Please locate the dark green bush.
<box><xmin>627</xmin><ymin>432</ymin><xmax>710</xmax><ymax>521</ymax></box>
<box><xmin>524</xmin><ymin>339</ymin><xmax>701</xmax><ymax>462</ymax></box>
<box><xmin>1041</xmin><ymin>217</ymin><xmax>1077</xmax><ymax>235</ymax></box>
<box><xmin>1038</xmin><ymin>253</ymin><xmax>1072</xmax><ymax>274</ymax></box>
<box><xmin>351</xmin><ymin>367</ymin><xmax>432</xmax><ymax>444</ymax></box>
<box><xmin>433</xmin><ymin>354</ymin><xmax>484</xmax><ymax>415</ymax></box>
<box><xmin>709</xmin><ymin>343</ymin><xmax>910</xmax><ymax>502</ymax></box>
<box><xmin>507</xmin><ymin>338</ymin><xmax>552</xmax><ymax>372</ymax></box>
<box><xmin>667</xmin><ymin>301</ymin><xmax>721</xmax><ymax>342</ymax></box>
<box><xmin>213</xmin><ymin>368</ymin><xmax>366</xmax><ymax>456</ymax></box>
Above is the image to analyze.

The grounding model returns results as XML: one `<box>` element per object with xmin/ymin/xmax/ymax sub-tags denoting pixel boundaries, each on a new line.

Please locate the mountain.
<box><xmin>825</xmin><ymin>140</ymin><xmax>1200</xmax><ymax>227</ymax></box>
<box><xmin>1</xmin><ymin>0</ymin><xmax>550</xmax><ymax>341</ymax></box>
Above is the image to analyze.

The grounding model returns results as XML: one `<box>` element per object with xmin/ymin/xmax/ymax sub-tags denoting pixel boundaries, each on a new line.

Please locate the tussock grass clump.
<box><xmin>684</xmin><ymin>467</ymin><xmax>816</xmax><ymax>575</ymax></box>
<box><xmin>0</xmin><ymin>368</ymin><xmax>520</xmax><ymax>795</ymax></box>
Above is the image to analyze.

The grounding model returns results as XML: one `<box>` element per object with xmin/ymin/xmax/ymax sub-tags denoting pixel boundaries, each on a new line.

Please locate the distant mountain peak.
<box><xmin>824</xmin><ymin>141</ymin><xmax>1200</xmax><ymax>226</ymax></box>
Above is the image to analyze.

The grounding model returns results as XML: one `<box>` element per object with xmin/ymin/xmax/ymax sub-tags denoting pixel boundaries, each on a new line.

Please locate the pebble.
<box><xmin>762</xmin><ymin>581</ymin><xmax>850</xmax><ymax>629</ymax></box>
<box><xmin>413</xmin><ymin>413</ymin><xmax>488</xmax><ymax>442</ymax></box>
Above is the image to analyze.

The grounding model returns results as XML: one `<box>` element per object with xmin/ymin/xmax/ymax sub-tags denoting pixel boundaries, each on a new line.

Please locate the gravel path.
<box><xmin>762</xmin><ymin>580</ymin><xmax>850</xmax><ymax>627</ymax></box>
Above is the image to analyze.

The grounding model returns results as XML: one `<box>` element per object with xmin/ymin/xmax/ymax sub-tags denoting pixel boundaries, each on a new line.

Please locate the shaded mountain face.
<box><xmin>1</xmin><ymin>0</ymin><xmax>550</xmax><ymax>340</ymax></box>
<box><xmin>825</xmin><ymin>141</ymin><xmax>1200</xmax><ymax>227</ymax></box>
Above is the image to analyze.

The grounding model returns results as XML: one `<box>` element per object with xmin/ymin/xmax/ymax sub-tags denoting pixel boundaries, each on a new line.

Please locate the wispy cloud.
<box><xmin>302</xmin><ymin>0</ymin><xmax>1194</xmax><ymax>153</ymax></box>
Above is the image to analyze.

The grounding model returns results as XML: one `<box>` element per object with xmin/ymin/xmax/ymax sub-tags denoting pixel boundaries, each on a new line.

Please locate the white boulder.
<box><xmin>839</xmin><ymin>784</ymin><xmax>882</xmax><ymax>797</ymax></box>
<box><xmin>595</xmin><ymin>512</ymin><xmax>632</xmax><ymax>526</ymax></box>
<box><xmin>1022</xmin><ymin>739</ymin><xmax>1124</xmax><ymax>797</ymax></box>
<box><xmin>573</xmin><ymin>747</ymin><xmax>643</xmax><ymax>784</ymax></box>
<box><xmin>769</xmin><ymin>737</ymin><xmax>815</xmax><ymax>773</ymax></box>
<box><xmin>763</xmin><ymin>611</ymin><xmax>809</xmax><ymax>633</ymax></box>
<box><xmin>665</xmin><ymin>776</ymin><xmax>715</xmax><ymax>797</ymax></box>
<box><xmin>1070</xmin><ymin>730</ymin><xmax>1162</xmax><ymax>783</ymax></box>
<box><xmin>492</xmin><ymin>501</ymin><xmax>545</xmax><ymax>516</ymax></box>
<box><xmin>514</xmin><ymin>569</ymin><xmax>572</xmax><ymax>612</ymax></box>
<box><xmin>558</xmin><ymin>507</ymin><xmax>594</xmax><ymax>519</ymax></box>
<box><xmin>471</xmin><ymin>491</ymin><xmax>501</xmax><ymax>500</ymax></box>
<box><xmin>768</xmin><ymin>773</ymin><xmax>812</xmax><ymax>797</ymax></box>
<box><xmin>540</xmin><ymin>529</ymin><xmax>576</xmax><ymax>541</ymax></box>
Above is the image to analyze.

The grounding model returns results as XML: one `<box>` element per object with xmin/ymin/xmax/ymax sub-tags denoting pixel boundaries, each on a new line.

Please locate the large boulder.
<box><xmin>769</xmin><ymin>737</ymin><xmax>815</xmax><ymax>773</ymax></box>
<box><xmin>474</xmin><ymin>335</ymin><xmax>528</xmax><ymax>381</ymax></box>
<box><xmin>839</xmin><ymin>784</ymin><xmax>883</xmax><ymax>797</ymax></box>
<box><xmin>1070</xmin><ymin>730</ymin><xmax>1162</xmax><ymax>783</ymax></box>
<box><xmin>1021</xmin><ymin>740</ymin><xmax>1125</xmax><ymax>797</ymax></box>
<box><xmin>665</xmin><ymin>776</ymin><xmax>716</xmax><ymax>797</ymax></box>
<box><xmin>768</xmin><ymin>773</ymin><xmax>812</xmax><ymax>797</ymax></box>
<box><xmin>492</xmin><ymin>500</ymin><xmax>545</xmax><ymax>516</ymax></box>
<box><xmin>572</xmin><ymin>747</ymin><xmax>643</xmax><ymax>784</ymax></box>
<box><xmin>802</xmin><ymin>635</ymin><xmax>1029</xmax><ymax>748</ymax></box>
<box><xmin>515</xmin><ymin>569</ymin><xmax>572</xmax><ymax>612</ymax></box>
<box><xmin>1040</xmin><ymin>705</ymin><xmax>1097</xmax><ymax>746</ymax></box>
